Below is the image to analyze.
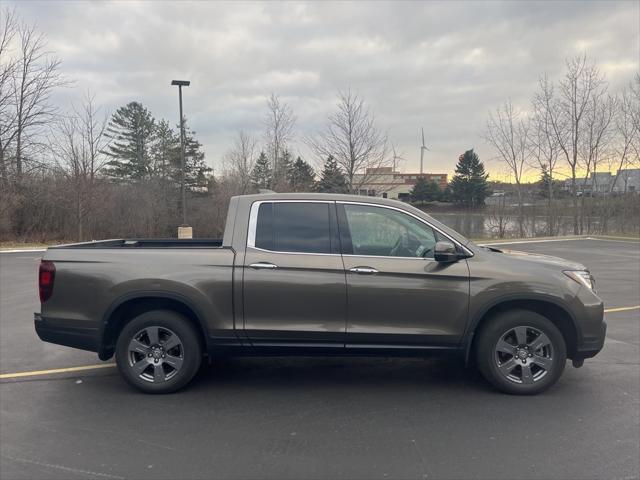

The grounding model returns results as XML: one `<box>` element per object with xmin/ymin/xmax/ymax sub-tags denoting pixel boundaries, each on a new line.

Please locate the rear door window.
<box><xmin>254</xmin><ymin>202</ymin><xmax>334</xmax><ymax>254</ymax></box>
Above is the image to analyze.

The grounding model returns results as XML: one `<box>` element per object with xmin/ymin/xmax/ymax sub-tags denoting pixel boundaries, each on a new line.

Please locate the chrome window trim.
<box><xmin>342</xmin><ymin>253</ymin><xmax>436</xmax><ymax>262</ymax></box>
<box><xmin>246</xmin><ymin>199</ymin><xmax>473</xmax><ymax>259</ymax></box>
<box><xmin>337</xmin><ymin>200</ymin><xmax>474</xmax><ymax>258</ymax></box>
<box><xmin>247</xmin><ymin>200</ymin><xmax>337</xmax><ymax>254</ymax></box>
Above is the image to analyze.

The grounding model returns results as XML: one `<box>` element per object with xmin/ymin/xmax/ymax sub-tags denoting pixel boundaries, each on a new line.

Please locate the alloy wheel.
<box><xmin>494</xmin><ymin>325</ymin><xmax>554</xmax><ymax>384</ymax></box>
<box><xmin>127</xmin><ymin>326</ymin><xmax>184</xmax><ymax>383</ymax></box>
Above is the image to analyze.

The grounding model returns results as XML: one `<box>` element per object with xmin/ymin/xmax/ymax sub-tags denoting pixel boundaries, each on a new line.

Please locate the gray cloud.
<box><xmin>9</xmin><ymin>0</ymin><xmax>639</xmax><ymax>178</ymax></box>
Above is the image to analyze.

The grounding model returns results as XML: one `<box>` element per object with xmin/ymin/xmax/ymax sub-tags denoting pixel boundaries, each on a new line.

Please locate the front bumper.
<box><xmin>571</xmin><ymin>286</ymin><xmax>607</xmax><ymax>360</ymax></box>
<box><xmin>575</xmin><ymin>319</ymin><xmax>607</xmax><ymax>359</ymax></box>
<box><xmin>34</xmin><ymin>313</ymin><xmax>99</xmax><ymax>352</ymax></box>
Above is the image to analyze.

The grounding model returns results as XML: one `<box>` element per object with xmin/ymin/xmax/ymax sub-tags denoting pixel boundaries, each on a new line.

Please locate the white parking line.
<box><xmin>482</xmin><ymin>237</ymin><xmax>640</xmax><ymax>246</ymax></box>
<box><xmin>0</xmin><ymin>249</ymin><xmax>46</xmax><ymax>253</ymax></box>
<box><xmin>480</xmin><ymin>238</ymin><xmax>591</xmax><ymax>246</ymax></box>
<box><xmin>585</xmin><ymin>237</ymin><xmax>640</xmax><ymax>245</ymax></box>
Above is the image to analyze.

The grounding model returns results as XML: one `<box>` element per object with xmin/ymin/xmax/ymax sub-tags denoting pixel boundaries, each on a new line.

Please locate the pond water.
<box><xmin>429</xmin><ymin>212</ymin><xmax>635</xmax><ymax>239</ymax></box>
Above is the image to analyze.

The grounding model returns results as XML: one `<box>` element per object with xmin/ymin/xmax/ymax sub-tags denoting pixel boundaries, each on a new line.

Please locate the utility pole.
<box><xmin>171</xmin><ymin>80</ymin><xmax>191</xmax><ymax>237</ymax></box>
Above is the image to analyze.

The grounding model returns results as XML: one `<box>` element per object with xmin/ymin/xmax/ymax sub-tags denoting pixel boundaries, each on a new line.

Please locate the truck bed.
<box><xmin>50</xmin><ymin>238</ymin><xmax>224</xmax><ymax>249</ymax></box>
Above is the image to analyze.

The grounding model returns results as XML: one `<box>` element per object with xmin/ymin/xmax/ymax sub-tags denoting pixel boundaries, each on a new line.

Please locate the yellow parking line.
<box><xmin>0</xmin><ymin>363</ymin><xmax>115</xmax><ymax>380</ymax></box>
<box><xmin>604</xmin><ymin>306</ymin><xmax>640</xmax><ymax>314</ymax></box>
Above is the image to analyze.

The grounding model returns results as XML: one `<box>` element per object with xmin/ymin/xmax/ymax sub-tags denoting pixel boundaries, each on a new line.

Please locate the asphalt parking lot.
<box><xmin>1</xmin><ymin>238</ymin><xmax>638</xmax><ymax>480</ymax></box>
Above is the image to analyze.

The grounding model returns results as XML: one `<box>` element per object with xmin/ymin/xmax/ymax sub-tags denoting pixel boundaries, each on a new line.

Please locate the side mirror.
<box><xmin>434</xmin><ymin>241</ymin><xmax>458</xmax><ymax>263</ymax></box>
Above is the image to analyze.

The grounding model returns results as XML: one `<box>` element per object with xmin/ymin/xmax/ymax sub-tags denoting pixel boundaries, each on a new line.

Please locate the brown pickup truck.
<box><xmin>36</xmin><ymin>193</ymin><xmax>606</xmax><ymax>394</ymax></box>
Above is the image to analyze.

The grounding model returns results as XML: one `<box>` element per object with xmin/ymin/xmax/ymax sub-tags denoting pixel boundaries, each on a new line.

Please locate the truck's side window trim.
<box><xmin>337</xmin><ymin>203</ymin><xmax>439</xmax><ymax>259</ymax></box>
<box><xmin>247</xmin><ymin>199</ymin><xmax>472</xmax><ymax>258</ymax></box>
<box><xmin>247</xmin><ymin>200</ymin><xmax>342</xmax><ymax>257</ymax></box>
<box><xmin>336</xmin><ymin>201</ymin><xmax>473</xmax><ymax>259</ymax></box>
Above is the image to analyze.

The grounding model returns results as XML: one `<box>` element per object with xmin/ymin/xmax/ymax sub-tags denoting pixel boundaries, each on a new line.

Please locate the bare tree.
<box><xmin>50</xmin><ymin>92</ymin><xmax>109</xmax><ymax>240</ymax></box>
<box><xmin>6</xmin><ymin>17</ymin><xmax>66</xmax><ymax>184</ymax></box>
<box><xmin>483</xmin><ymin>99</ymin><xmax>530</xmax><ymax>237</ymax></box>
<box><xmin>579</xmin><ymin>94</ymin><xmax>615</xmax><ymax>184</ymax></box>
<box><xmin>630</xmin><ymin>73</ymin><xmax>640</xmax><ymax>164</ymax></box>
<box><xmin>0</xmin><ymin>7</ymin><xmax>18</xmax><ymax>187</ymax></box>
<box><xmin>264</xmin><ymin>93</ymin><xmax>295</xmax><ymax>191</ymax></box>
<box><xmin>223</xmin><ymin>129</ymin><xmax>258</xmax><ymax>194</ymax></box>
<box><xmin>610</xmin><ymin>76</ymin><xmax>640</xmax><ymax>194</ymax></box>
<box><xmin>307</xmin><ymin>90</ymin><xmax>389</xmax><ymax>193</ymax></box>
<box><xmin>579</xmin><ymin>91</ymin><xmax>615</xmax><ymax>232</ymax></box>
<box><xmin>546</xmin><ymin>55</ymin><xmax>607</xmax><ymax>234</ymax></box>
<box><xmin>531</xmin><ymin>75</ymin><xmax>562</xmax><ymax>235</ymax></box>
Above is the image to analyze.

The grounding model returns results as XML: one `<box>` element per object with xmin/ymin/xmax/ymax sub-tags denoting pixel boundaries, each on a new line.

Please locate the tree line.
<box><xmin>484</xmin><ymin>55</ymin><xmax>640</xmax><ymax>236</ymax></box>
<box><xmin>410</xmin><ymin>149</ymin><xmax>490</xmax><ymax>206</ymax></box>
<box><xmin>1</xmin><ymin>7</ymin><xmax>637</xmax><ymax>243</ymax></box>
<box><xmin>0</xmin><ymin>8</ymin><xmax>398</xmax><ymax>242</ymax></box>
<box><xmin>223</xmin><ymin>89</ymin><xmax>392</xmax><ymax>195</ymax></box>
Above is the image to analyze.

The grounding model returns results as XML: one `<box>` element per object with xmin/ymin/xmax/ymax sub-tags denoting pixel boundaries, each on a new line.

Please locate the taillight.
<box><xmin>39</xmin><ymin>260</ymin><xmax>55</xmax><ymax>303</ymax></box>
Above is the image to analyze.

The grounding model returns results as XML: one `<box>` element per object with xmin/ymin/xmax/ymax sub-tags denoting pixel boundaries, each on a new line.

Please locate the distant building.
<box><xmin>562</xmin><ymin>168</ymin><xmax>640</xmax><ymax>195</ymax></box>
<box><xmin>352</xmin><ymin>167</ymin><xmax>448</xmax><ymax>200</ymax></box>
<box><xmin>613</xmin><ymin>168</ymin><xmax>640</xmax><ymax>193</ymax></box>
<box><xmin>591</xmin><ymin>172</ymin><xmax>615</xmax><ymax>194</ymax></box>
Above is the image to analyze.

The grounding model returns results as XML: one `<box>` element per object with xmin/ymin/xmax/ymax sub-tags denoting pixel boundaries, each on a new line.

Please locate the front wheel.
<box><xmin>115</xmin><ymin>310</ymin><xmax>202</xmax><ymax>394</ymax></box>
<box><xmin>476</xmin><ymin>310</ymin><xmax>566</xmax><ymax>395</ymax></box>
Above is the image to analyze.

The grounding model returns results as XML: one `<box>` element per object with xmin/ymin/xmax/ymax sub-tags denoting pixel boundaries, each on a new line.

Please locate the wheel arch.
<box><xmin>464</xmin><ymin>297</ymin><xmax>579</xmax><ymax>364</ymax></box>
<box><xmin>98</xmin><ymin>292</ymin><xmax>209</xmax><ymax>360</ymax></box>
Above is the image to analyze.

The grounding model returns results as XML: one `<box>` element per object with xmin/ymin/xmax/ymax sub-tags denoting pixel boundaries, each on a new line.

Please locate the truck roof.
<box><xmin>233</xmin><ymin>192</ymin><xmax>412</xmax><ymax>207</ymax></box>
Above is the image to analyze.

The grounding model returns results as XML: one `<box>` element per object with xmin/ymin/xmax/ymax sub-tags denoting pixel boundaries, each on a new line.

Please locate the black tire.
<box><xmin>115</xmin><ymin>310</ymin><xmax>202</xmax><ymax>394</ymax></box>
<box><xmin>476</xmin><ymin>309</ymin><xmax>566</xmax><ymax>395</ymax></box>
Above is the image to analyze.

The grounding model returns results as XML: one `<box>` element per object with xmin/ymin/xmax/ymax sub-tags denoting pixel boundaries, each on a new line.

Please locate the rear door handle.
<box><xmin>249</xmin><ymin>262</ymin><xmax>278</xmax><ymax>270</ymax></box>
<box><xmin>349</xmin><ymin>267</ymin><xmax>378</xmax><ymax>274</ymax></box>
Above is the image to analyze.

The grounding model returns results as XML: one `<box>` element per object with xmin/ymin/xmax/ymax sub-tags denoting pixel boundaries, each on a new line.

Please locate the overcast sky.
<box><xmin>8</xmin><ymin>0</ymin><xmax>640</xmax><ymax>180</ymax></box>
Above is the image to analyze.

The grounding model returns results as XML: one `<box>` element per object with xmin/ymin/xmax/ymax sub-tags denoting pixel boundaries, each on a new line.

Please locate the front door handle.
<box><xmin>349</xmin><ymin>266</ymin><xmax>378</xmax><ymax>274</ymax></box>
<box><xmin>249</xmin><ymin>262</ymin><xmax>278</xmax><ymax>270</ymax></box>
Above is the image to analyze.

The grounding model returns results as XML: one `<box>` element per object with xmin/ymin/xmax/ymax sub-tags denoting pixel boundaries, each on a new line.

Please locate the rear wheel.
<box><xmin>476</xmin><ymin>309</ymin><xmax>566</xmax><ymax>395</ymax></box>
<box><xmin>115</xmin><ymin>310</ymin><xmax>202</xmax><ymax>394</ymax></box>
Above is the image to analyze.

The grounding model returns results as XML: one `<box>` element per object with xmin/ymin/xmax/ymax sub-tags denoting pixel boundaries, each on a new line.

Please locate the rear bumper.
<box><xmin>34</xmin><ymin>313</ymin><xmax>99</xmax><ymax>353</ymax></box>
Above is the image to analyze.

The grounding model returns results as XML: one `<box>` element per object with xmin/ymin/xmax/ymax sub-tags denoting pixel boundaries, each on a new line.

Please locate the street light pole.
<box><xmin>171</xmin><ymin>80</ymin><xmax>190</xmax><ymax>228</ymax></box>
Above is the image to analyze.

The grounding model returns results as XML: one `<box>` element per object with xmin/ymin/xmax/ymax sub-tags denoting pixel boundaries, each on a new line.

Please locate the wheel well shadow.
<box><xmin>469</xmin><ymin>300</ymin><xmax>578</xmax><ymax>362</ymax></box>
<box><xmin>100</xmin><ymin>297</ymin><xmax>206</xmax><ymax>360</ymax></box>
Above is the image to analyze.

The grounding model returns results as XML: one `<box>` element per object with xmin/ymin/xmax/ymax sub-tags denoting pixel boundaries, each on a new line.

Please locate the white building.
<box><xmin>351</xmin><ymin>167</ymin><xmax>448</xmax><ymax>200</ymax></box>
<box><xmin>613</xmin><ymin>168</ymin><xmax>640</xmax><ymax>193</ymax></box>
<box><xmin>562</xmin><ymin>168</ymin><xmax>640</xmax><ymax>195</ymax></box>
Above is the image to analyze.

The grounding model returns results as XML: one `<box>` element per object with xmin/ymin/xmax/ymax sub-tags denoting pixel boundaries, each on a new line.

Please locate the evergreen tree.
<box><xmin>449</xmin><ymin>149</ymin><xmax>490</xmax><ymax>208</ymax></box>
<box><xmin>186</xmin><ymin>131</ymin><xmax>211</xmax><ymax>190</ymax></box>
<box><xmin>272</xmin><ymin>149</ymin><xmax>294</xmax><ymax>191</ymax></box>
<box><xmin>251</xmin><ymin>151</ymin><xmax>272</xmax><ymax>190</ymax></box>
<box><xmin>538</xmin><ymin>163</ymin><xmax>555</xmax><ymax>199</ymax></box>
<box><xmin>410</xmin><ymin>177</ymin><xmax>441</xmax><ymax>204</ymax></box>
<box><xmin>289</xmin><ymin>156</ymin><xmax>315</xmax><ymax>192</ymax></box>
<box><xmin>172</xmin><ymin>124</ymin><xmax>211</xmax><ymax>191</ymax></box>
<box><xmin>105</xmin><ymin>102</ymin><xmax>156</xmax><ymax>180</ymax></box>
<box><xmin>316</xmin><ymin>155</ymin><xmax>348</xmax><ymax>193</ymax></box>
<box><xmin>440</xmin><ymin>185</ymin><xmax>453</xmax><ymax>203</ymax></box>
<box><xmin>151</xmin><ymin>120</ymin><xmax>179</xmax><ymax>182</ymax></box>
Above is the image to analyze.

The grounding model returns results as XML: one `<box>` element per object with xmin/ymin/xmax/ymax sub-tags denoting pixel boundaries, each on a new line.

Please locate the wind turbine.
<box><xmin>420</xmin><ymin>127</ymin><xmax>430</xmax><ymax>175</ymax></box>
<box><xmin>391</xmin><ymin>143</ymin><xmax>405</xmax><ymax>172</ymax></box>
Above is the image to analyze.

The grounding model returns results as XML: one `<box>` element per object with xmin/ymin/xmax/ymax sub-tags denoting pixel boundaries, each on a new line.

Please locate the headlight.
<box><xmin>564</xmin><ymin>270</ymin><xmax>596</xmax><ymax>291</ymax></box>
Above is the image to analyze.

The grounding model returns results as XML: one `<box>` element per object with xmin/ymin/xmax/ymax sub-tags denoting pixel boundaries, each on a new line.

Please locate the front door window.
<box><xmin>342</xmin><ymin>204</ymin><xmax>439</xmax><ymax>258</ymax></box>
